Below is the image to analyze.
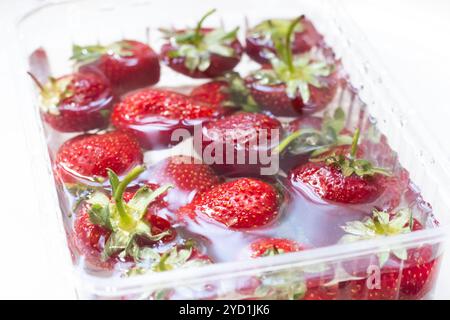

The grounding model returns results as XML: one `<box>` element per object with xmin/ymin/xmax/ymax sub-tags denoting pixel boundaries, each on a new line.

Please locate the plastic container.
<box><xmin>15</xmin><ymin>0</ymin><xmax>450</xmax><ymax>299</ymax></box>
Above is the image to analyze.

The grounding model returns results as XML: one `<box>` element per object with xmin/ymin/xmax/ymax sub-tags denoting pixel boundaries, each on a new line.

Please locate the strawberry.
<box><xmin>111</xmin><ymin>88</ymin><xmax>226</xmax><ymax>150</ymax></box>
<box><xmin>199</xmin><ymin>112</ymin><xmax>282</xmax><ymax>176</ymax></box>
<box><xmin>160</xmin><ymin>9</ymin><xmax>243</xmax><ymax>78</ymax></box>
<box><xmin>245</xmin><ymin>17</ymin><xmax>337</xmax><ymax>117</ymax></box>
<box><xmin>339</xmin><ymin>209</ymin><xmax>439</xmax><ymax>300</ymax></box>
<box><xmin>399</xmin><ymin>245</ymin><xmax>439</xmax><ymax>299</ymax></box>
<box><xmin>246</xmin><ymin>16</ymin><xmax>323</xmax><ymax>65</ymax></box>
<box><xmin>289</xmin><ymin>129</ymin><xmax>391</xmax><ymax>205</ymax></box>
<box><xmin>190</xmin><ymin>72</ymin><xmax>259</xmax><ymax>112</ymax></box>
<box><xmin>248</xmin><ymin>238</ymin><xmax>303</xmax><ymax>258</ymax></box>
<box><xmin>274</xmin><ymin>108</ymin><xmax>353</xmax><ymax>171</ymax></box>
<box><xmin>178</xmin><ymin>178</ymin><xmax>281</xmax><ymax>229</ymax></box>
<box><xmin>146</xmin><ymin>155</ymin><xmax>221</xmax><ymax>209</ymax></box>
<box><xmin>235</xmin><ymin>238</ymin><xmax>306</xmax><ymax>300</ymax></box>
<box><xmin>71</xmin><ymin>40</ymin><xmax>160</xmax><ymax>95</ymax></box>
<box><xmin>303</xmin><ymin>275</ymin><xmax>339</xmax><ymax>300</ymax></box>
<box><xmin>72</xmin><ymin>166</ymin><xmax>174</xmax><ymax>270</ymax></box>
<box><xmin>29</xmin><ymin>71</ymin><xmax>113</xmax><ymax>132</ymax></box>
<box><xmin>54</xmin><ymin>131</ymin><xmax>143</xmax><ymax>184</ymax></box>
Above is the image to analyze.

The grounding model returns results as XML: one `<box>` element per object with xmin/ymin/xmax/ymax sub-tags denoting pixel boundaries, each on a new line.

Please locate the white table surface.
<box><xmin>0</xmin><ymin>0</ymin><xmax>449</xmax><ymax>299</ymax></box>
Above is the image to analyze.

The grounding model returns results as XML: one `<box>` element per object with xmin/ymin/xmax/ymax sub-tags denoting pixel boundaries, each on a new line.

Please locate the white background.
<box><xmin>0</xmin><ymin>0</ymin><xmax>449</xmax><ymax>299</ymax></box>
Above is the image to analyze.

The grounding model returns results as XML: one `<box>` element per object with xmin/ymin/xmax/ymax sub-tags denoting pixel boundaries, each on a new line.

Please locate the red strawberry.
<box><xmin>248</xmin><ymin>238</ymin><xmax>303</xmax><ymax>258</ymax></box>
<box><xmin>303</xmin><ymin>275</ymin><xmax>339</xmax><ymax>300</ymax></box>
<box><xmin>160</xmin><ymin>10</ymin><xmax>243</xmax><ymax>78</ymax></box>
<box><xmin>191</xmin><ymin>81</ymin><xmax>230</xmax><ymax>107</ymax></box>
<box><xmin>54</xmin><ymin>131</ymin><xmax>143</xmax><ymax>184</ymax></box>
<box><xmin>235</xmin><ymin>238</ymin><xmax>305</xmax><ymax>299</ymax></box>
<box><xmin>178</xmin><ymin>178</ymin><xmax>281</xmax><ymax>229</ymax></box>
<box><xmin>344</xmin><ymin>270</ymin><xmax>401</xmax><ymax>300</ymax></box>
<box><xmin>246</xmin><ymin>63</ymin><xmax>337</xmax><ymax>117</ymax></box>
<box><xmin>111</xmin><ymin>88</ymin><xmax>226</xmax><ymax>150</ymax></box>
<box><xmin>146</xmin><ymin>155</ymin><xmax>221</xmax><ymax>209</ymax></box>
<box><xmin>399</xmin><ymin>245</ymin><xmax>440</xmax><ymax>299</ymax></box>
<box><xmin>246</xmin><ymin>16</ymin><xmax>323</xmax><ymax>65</ymax></box>
<box><xmin>289</xmin><ymin>129</ymin><xmax>391</xmax><ymax>205</ymax></box>
<box><xmin>30</xmin><ymin>71</ymin><xmax>113</xmax><ymax>132</ymax></box>
<box><xmin>72</xmin><ymin>166</ymin><xmax>175</xmax><ymax>270</ymax></box>
<box><xmin>245</xmin><ymin>17</ymin><xmax>337</xmax><ymax>117</ymax></box>
<box><xmin>72</xmin><ymin>206</ymin><xmax>115</xmax><ymax>270</ymax></box>
<box><xmin>190</xmin><ymin>72</ymin><xmax>259</xmax><ymax>112</ymax></box>
<box><xmin>72</xmin><ymin>40</ymin><xmax>160</xmax><ymax>95</ymax></box>
<box><xmin>199</xmin><ymin>112</ymin><xmax>282</xmax><ymax>176</ymax></box>
<box><xmin>339</xmin><ymin>209</ymin><xmax>439</xmax><ymax>300</ymax></box>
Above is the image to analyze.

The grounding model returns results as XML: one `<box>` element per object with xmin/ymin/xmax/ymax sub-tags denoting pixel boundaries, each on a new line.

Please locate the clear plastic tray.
<box><xmin>15</xmin><ymin>0</ymin><xmax>450</xmax><ymax>299</ymax></box>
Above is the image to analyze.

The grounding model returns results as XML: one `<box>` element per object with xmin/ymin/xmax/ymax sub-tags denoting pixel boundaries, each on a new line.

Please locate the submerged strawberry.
<box><xmin>289</xmin><ymin>129</ymin><xmax>391</xmax><ymax>205</ymax></box>
<box><xmin>29</xmin><ymin>71</ymin><xmax>113</xmax><ymax>132</ymax></box>
<box><xmin>71</xmin><ymin>40</ymin><xmax>160</xmax><ymax>95</ymax></box>
<box><xmin>54</xmin><ymin>131</ymin><xmax>143</xmax><ymax>184</ymax></box>
<box><xmin>111</xmin><ymin>88</ymin><xmax>226</xmax><ymax>149</ymax></box>
<box><xmin>146</xmin><ymin>155</ymin><xmax>221</xmax><ymax>209</ymax></box>
<box><xmin>339</xmin><ymin>209</ymin><xmax>439</xmax><ymax>300</ymax></box>
<box><xmin>248</xmin><ymin>238</ymin><xmax>303</xmax><ymax>258</ymax></box>
<box><xmin>178</xmin><ymin>178</ymin><xmax>281</xmax><ymax>229</ymax></box>
<box><xmin>160</xmin><ymin>9</ymin><xmax>243</xmax><ymax>78</ymax></box>
<box><xmin>190</xmin><ymin>72</ymin><xmax>259</xmax><ymax>112</ymax></box>
<box><xmin>72</xmin><ymin>166</ymin><xmax>174</xmax><ymax>270</ymax></box>
<box><xmin>246</xmin><ymin>16</ymin><xmax>323</xmax><ymax>65</ymax></box>
<box><xmin>245</xmin><ymin>17</ymin><xmax>337</xmax><ymax>117</ymax></box>
<box><xmin>199</xmin><ymin>112</ymin><xmax>282</xmax><ymax>176</ymax></box>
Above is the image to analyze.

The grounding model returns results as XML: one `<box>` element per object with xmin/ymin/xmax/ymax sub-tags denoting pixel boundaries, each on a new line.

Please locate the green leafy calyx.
<box><xmin>86</xmin><ymin>165</ymin><xmax>173</xmax><ymax>261</ymax></box>
<box><xmin>28</xmin><ymin>72</ymin><xmax>74</xmax><ymax>115</ymax></box>
<box><xmin>161</xmin><ymin>9</ymin><xmax>239</xmax><ymax>72</ymax></box>
<box><xmin>340</xmin><ymin>208</ymin><xmax>414</xmax><ymax>265</ymax></box>
<box><xmin>127</xmin><ymin>241</ymin><xmax>211</xmax><ymax>276</ymax></box>
<box><xmin>251</xmin><ymin>18</ymin><xmax>305</xmax><ymax>49</ymax></box>
<box><xmin>70</xmin><ymin>41</ymin><xmax>134</xmax><ymax>64</ymax></box>
<box><xmin>219</xmin><ymin>72</ymin><xmax>260</xmax><ymax>112</ymax></box>
<box><xmin>273</xmin><ymin>107</ymin><xmax>353</xmax><ymax>156</ymax></box>
<box><xmin>312</xmin><ymin>129</ymin><xmax>391</xmax><ymax>178</ymax></box>
<box><xmin>252</xmin><ymin>17</ymin><xmax>333</xmax><ymax>103</ymax></box>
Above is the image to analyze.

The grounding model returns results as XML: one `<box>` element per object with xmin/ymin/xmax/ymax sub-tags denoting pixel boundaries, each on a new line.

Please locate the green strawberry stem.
<box><xmin>194</xmin><ymin>9</ymin><xmax>217</xmax><ymax>45</ymax></box>
<box><xmin>284</xmin><ymin>16</ymin><xmax>302</xmax><ymax>73</ymax></box>
<box><xmin>350</xmin><ymin>128</ymin><xmax>360</xmax><ymax>159</ymax></box>
<box><xmin>272</xmin><ymin>128</ymin><xmax>318</xmax><ymax>155</ymax></box>
<box><xmin>108</xmin><ymin>166</ymin><xmax>145</xmax><ymax>230</ymax></box>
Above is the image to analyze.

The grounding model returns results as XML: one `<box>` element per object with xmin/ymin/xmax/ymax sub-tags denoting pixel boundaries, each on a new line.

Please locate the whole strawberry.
<box><xmin>236</xmin><ymin>238</ymin><xmax>306</xmax><ymax>299</ymax></box>
<box><xmin>289</xmin><ymin>129</ymin><xmax>391</xmax><ymax>205</ymax></box>
<box><xmin>71</xmin><ymin>40</ymin><xmax>160</xmax><ymax>95</ymax></box>
<box><xmin>146</xmin><ymin>155</ymin><xmax>221</xmax><ymax>209</ymax></box>
<box><xmin>30</xmin><ymin>71</ymin><xmax>113</xmax><ymax>132</ymax></box>
<box><xmin>54</xmin><ymin>131</ymin><xmax>143</xmax><ymax>184</ymax></box>
<box><xmin>72</xmin><ymin>166</ymin><xmax>174</xmax><ymax>270</ymax></box>
<box><xmin>111</xmin><ymin>88</ymin><xmax>226</xmax><ymax>150</ymax></box>
<box><xmin>160</xmin><ymin>9</ymin><xmax>243</xmax><ymax>78</ymax></box>
<box><xmin>190</xmin><ymin>72</ymin><xmax>259</xmax><ymax>112</ymax></box>
<box><xmin>339</xmin><ymin>209</ymin><xmax>439</xmax><ymax>300</ymax></box>
<box><xmin>246</xmin><ymin>16</ymin><xmax>323</xmax><ymax>65</ymax></box>
<box><xmin>274</xmin><ymin>108</ymin><xmax>353</xmax><ymax>171</ymax></box>
<box><xmin>199</xmin><ymin>112</ymin><xmax>282</xmax><ymax>176</ymax></box>
<box><xmin>245</xmin><ymin>17</ymin><xmax>337</xmax><ymax>117</ymax></box>
<box><xmin>178</xmin><ymin>178</ymin><xmax>281</xmax><ymax>229</ymax></box>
